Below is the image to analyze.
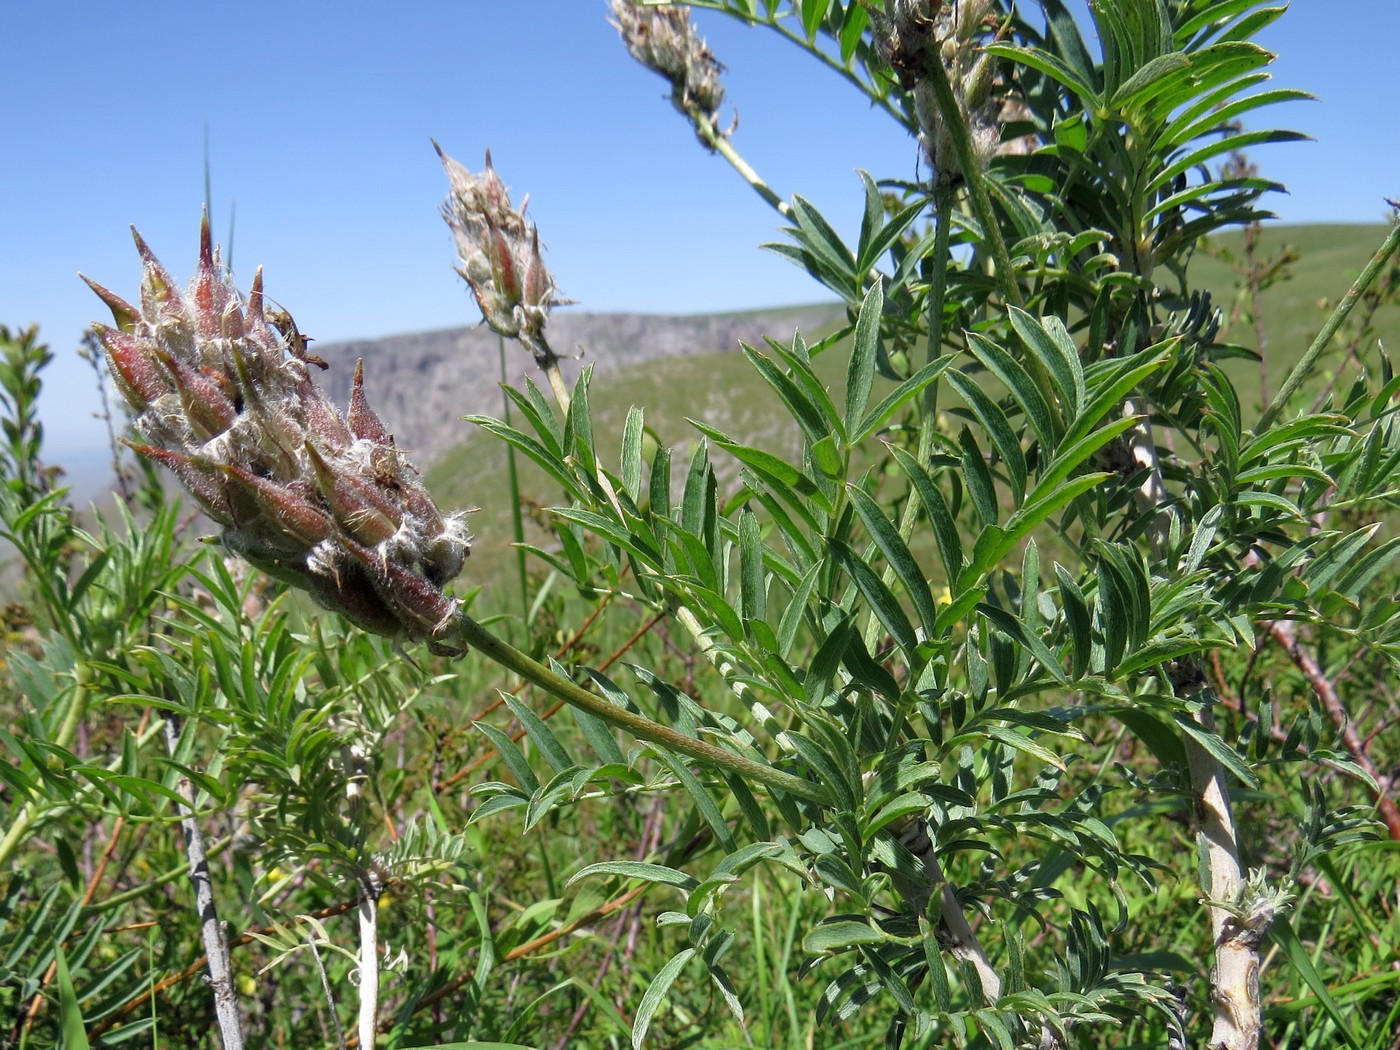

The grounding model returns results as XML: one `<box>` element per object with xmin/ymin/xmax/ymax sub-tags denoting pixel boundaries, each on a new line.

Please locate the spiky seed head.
<box><xmin>87</xmin><ymin>218</ymin><xmax>470</xmax><ymax>650</ymax></box>
<box><xmin>435</xmin><ymin>144</ymin><xmax>560</xmax><ymax>355</ymax></box>
<box><xmin>610</xmin><ymin>0</ymin><xmax>726</xmax><ymax>130</ymax></box>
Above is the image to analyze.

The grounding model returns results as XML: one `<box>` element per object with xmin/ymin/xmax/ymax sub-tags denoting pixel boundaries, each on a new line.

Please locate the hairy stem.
<box><xmin>693</xmin><ymin>116</ymin><xmax>791</xmax><ymax>218</ymax></box>
<box><xmin>1185</xmin><ymin>708</ymin><xmax>1259</xmax><ymax>1050</ymax></box>
<box><xmin>522</xmin><ymin>332</ymin><xmax>572</xmax><ymax>415</ymax></box>
<box><xmin>500</xmin><ymin>333</ymin><xmax>530</xmax><ymax>617</ymax></box>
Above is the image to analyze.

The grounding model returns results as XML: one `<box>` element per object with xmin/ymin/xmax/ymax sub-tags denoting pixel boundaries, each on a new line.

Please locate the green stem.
<box><xmin>923</xmin><ymin>52</ymin><xmax>1022</xmax><ymax>310</ymax></box>
<box><xmin>710</xmin><ymin>8</ymin><xmax>909</xmax><ymax>128</ymax></box>
<box><xmin>499</xmin><ymin>333</ymin><xmax>530</xmax><ymax>619</ymax></box>
<box><xmin>449</xmin><ymin>613</ymin><xmax>831</xmax><ymax>807</ymax></box>
<box><xmin>1257</xmin><ymin>218</ymin><xmax>1400</xmax><ymax>432</ymax></box>
<box><xmin>0</xmin><ymin>663</ymin><xmax>92</xmax><ymax>870</ymax></box>
<box><xmin>526</xmin><ymin>333</ymin><xmax>571</xmax><ymax>415</ymax></box>
<box><xmin>920</xmin><ymin>179</ymin><xmax>956</xmax><ymax>441</ymax></box>
<box><xmin>865</xmin><ymin>180</ymin><xmax>955</xmax><ymax>653</ymax></box>
<box><xmin>694</xmin><ymin>116</ymin><xmax>791</xmax><ymax>218</ymax></box>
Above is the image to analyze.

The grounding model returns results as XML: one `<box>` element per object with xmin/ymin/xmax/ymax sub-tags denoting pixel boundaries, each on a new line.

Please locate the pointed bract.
<box><xmin>347</xmin><ymin>359</ymin><xmax>392</xmax><ymax>444</ymax></box>
<box><xmin>80</xmin><ymin>275</ymin><xmax>141</xmax><ymax>332</ymax></box>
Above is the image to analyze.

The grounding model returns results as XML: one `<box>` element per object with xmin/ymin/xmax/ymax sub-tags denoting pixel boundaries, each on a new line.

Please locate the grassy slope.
<box><xmin>1192</xmin><ymin>223</ymin><xmax>1398</xmax><ymax>404</ymax></box>
<box><xmin>429</xmin><ymin>224</ymin><xmax>1400</xmax><ymax>605</ymax></box>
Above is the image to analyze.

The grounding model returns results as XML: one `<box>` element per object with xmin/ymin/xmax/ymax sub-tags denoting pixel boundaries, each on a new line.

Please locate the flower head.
<box><xmin>84</xmin><ymin>218</ymin><xmax>470</xmax><ymax>652</ymax></box>
<box><xmin>610</xmin><ymin>0</ymin><xmax>726</xmax><ymax>136</ymax></box>
<box><xmin>436</xmin><ymin>144</ymin><xmax>560</xmax><ymax>360</ymax></box>
<box><xmin>872</xmin><ymin>0</ymin><xmax>1000</xmax><ymax>184</ymax></box>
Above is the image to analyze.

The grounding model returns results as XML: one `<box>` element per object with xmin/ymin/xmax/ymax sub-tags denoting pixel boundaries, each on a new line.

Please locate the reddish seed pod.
<box><xmin>152</xmin><ymin>345</ymin><xmax>238</xmax><ymax>440</ymax></box>
<box><xmin>94</xmin><ymin>324</ymin><xmax>171</xmax><ymax>410</ymax></box>
<box><xmin>125</xmin><ymin>443</ymin><xmax>233</xmax><ymax>524</ymax></box>
<box><xmin>80</xmin><ymin>275</ymin><xmax>141</xmax><ymax>332</ymax></box>
<box><xmin>215</xmin><ymin>463</ymin><xmax>335</xmax><ymax>548</ymax></box>
<box><xmin>305</xmin><ymin>441</ymin><xmax>401</xmax><ymax>546</ymax></box>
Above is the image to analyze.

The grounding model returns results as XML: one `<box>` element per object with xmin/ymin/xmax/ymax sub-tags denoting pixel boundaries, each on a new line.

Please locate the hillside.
<box><xmin>1192</xmin><ymin>223</ymin><xmax>1399</xmax><ymax>405</ymax></box>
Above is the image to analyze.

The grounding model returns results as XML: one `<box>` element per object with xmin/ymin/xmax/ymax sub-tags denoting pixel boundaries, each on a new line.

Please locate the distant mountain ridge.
<box><xmin>312</xmin><ymin>305</ymin><xmax>846</xmax><ymax>466</ymax></box>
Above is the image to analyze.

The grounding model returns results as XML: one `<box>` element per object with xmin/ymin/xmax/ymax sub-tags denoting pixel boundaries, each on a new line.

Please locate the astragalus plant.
<box><xmin>4</xmin><ymin>1</ymin><xmax>1399</xmax><ymax>1048</ymax></box>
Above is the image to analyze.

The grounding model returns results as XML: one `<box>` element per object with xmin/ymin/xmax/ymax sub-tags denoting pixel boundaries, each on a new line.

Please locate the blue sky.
<box><xmin>2</xmin><ymin>1</ymin><xmax>1395</xmax><ymax>466</ymax></box>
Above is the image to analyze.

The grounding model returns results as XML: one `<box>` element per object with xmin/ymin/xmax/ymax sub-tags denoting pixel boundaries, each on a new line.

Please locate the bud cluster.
<box><xmin>874</xmin><ymin>0</ymin><xmax>999</xmax><ymax>184</ymax></box>
<box><xmin>85</xmin><ymin>219</ymin><xmax>470</xmax><ymax>650</ymax></box>
<box><xmin>436</xmin><ymin>144</ymin><xmax>560</xmax><ymax>360</ymax></box>
<box><xmin>610</xmin><ymin>0</ymin><xmax>725</xmax><ymax>133</ymax></box>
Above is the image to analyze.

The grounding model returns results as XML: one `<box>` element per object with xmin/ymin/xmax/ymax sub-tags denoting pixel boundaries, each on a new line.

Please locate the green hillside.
<box><xmin>429</xmin><ymin>224</ymin><xmax>1400</xmax><ymax>605</ymax></box>
<box><xmin>1190</xmin><ymin>223</ymin><xmax>1399</xmax><ymax>405</ymax></box>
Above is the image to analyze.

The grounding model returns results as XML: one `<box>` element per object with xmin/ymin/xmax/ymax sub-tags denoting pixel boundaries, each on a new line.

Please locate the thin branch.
<box><xmin>751</xmin><ymin>9</ymin><xmax>908</xmax><ymax>127</ymax></box>
<box><xmin>1266</xmin><ymin>620</ymin><xmax>1400</xmax><ymax>842</ymax></box>
<box><xmin>308</xmin><ymin>933</ymin><xmax>347</xmax><ymax>1050</ymax></box>
<box><xmin>693</xmin><ymin>116</ymin><xmax>792</xmax><ymax>218</ymax></box>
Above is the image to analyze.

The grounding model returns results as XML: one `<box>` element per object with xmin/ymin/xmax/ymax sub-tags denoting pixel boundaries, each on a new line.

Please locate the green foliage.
<box><xmin>5</xmin><ymin>3</ymin><xmax>1400</xmax><ymax>1048</ymax></box>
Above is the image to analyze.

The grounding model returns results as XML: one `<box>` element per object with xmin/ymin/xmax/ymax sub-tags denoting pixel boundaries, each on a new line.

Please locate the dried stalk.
<box><xmin>355</xmin><ymin>878</ymin><xmax>379</xmax><ymax>1050</ymax></box>
<box><xmin>164</xmin><ymin>714</ymin><xmax>245</xmax><ymax>1050</ymax></box>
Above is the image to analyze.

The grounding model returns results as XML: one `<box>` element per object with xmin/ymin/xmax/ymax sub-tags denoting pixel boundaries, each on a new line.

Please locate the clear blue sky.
<box><xmin>3</xmin><ymin>1</ymin><xmax>1395</xmax><ymax>466</ymax></box>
